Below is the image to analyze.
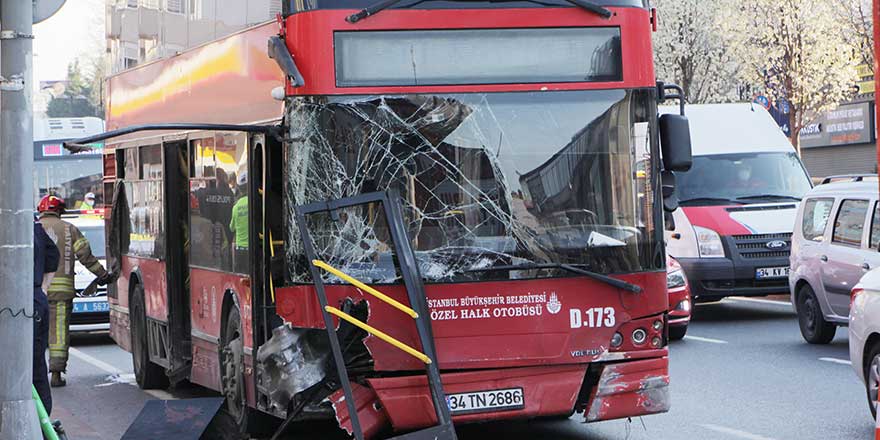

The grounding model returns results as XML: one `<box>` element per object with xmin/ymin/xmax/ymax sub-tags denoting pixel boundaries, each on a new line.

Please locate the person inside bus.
<box><xmin>74</xmin><ymin>192</ymin><xmax>96</xmax><ymax>210</ymax></box>
<box><xmin>33</xmin><ymin>220</ymin><xmax>59</xmax><ymax>414</ymax></box>
<box><xmin>37</xmin><ymin>195</ymin><xmax>112</xmax><ymax>387</ymax></box>
<box><xmin>230</xmin><ymin>171</ymin><xmax>249</xmax><ymax>274</ymax></box>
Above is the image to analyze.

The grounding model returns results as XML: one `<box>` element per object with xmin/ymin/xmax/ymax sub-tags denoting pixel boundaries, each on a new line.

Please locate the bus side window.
<box><xmin>190</xmin><ymin>137</ymin><xmax>225</xmax><ymax>270</ymax></box>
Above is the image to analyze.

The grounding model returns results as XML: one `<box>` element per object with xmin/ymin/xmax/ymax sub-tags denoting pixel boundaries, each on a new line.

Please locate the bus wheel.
<box><xmin>130</xmin><ymin>283</ymin><xmax>168</xmax><ymax>390</ymax></box>
<box><xmin>220</xmin><ymin>306</ymin><xmax>261</xmax><ymax>434</ymax></box>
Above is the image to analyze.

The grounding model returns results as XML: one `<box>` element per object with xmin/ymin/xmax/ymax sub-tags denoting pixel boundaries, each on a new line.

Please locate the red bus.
<box><xmin>68</xmin><ymin>1</ymin><xmax>692</xmax><ymax>438</ymax></box>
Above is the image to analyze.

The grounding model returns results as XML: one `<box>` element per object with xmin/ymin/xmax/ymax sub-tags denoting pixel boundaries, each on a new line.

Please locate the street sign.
<box><xmin>33</xmin><ymin>0</ymin><xmax>66</xmax><ymax>24</ymax></box>
<box><xmin>753</xmin><ymin>95</ymin><xmax>771</xmax><ymax>110</ymax></box>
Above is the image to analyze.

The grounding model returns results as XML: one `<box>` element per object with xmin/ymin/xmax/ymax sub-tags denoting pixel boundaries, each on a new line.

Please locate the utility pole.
<box><xmin>0</xmin><ymin>0</ymin><xmax>39</xmax><ymax>439</ymax></box>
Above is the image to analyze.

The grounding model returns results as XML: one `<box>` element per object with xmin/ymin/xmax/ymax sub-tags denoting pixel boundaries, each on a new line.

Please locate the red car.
<box><xmin>667</xmin><ymin>256</ymin><xmax>692</xmax><ymax>340</ymax></box>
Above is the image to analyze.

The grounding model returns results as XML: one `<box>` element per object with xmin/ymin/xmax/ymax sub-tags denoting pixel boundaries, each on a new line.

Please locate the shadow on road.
<box><xmin>690</xmin><ymin>300</ymin><xmax>794</xmax><ymax>324</ymax></box>
<box><xmin>71</xmin><ymin>331</ymin><xmax>114</xmax><ymax>346</ymax></box>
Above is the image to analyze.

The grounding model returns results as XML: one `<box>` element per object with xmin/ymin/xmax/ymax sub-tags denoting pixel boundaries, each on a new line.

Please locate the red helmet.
<box><xmin>37</xmin><ymin>195</ymin><xmax>66</xmax><ymax>213</ymax></box>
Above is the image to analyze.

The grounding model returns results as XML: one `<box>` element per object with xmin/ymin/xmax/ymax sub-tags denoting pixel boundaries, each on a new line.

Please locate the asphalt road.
<box><xmin>54</xmin><ymin>297</ymin><xmax>874</xmax><ymax>440</ymax></box>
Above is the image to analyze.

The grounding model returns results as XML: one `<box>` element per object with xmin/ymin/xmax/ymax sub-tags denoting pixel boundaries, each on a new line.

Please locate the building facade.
<box><xmin>799</xmin><ymin>99</ymin><xmax>876</xmax><ymax>179</ymax></box>
<box><xmin>798</xmin><ymin>65</ymin><xmax>877</xmax><ymax>179</ymax></box>
<box><xmin>106</xmin><ymin>0</ymin><xmax>281</xmax><ymax>74</ymax></box>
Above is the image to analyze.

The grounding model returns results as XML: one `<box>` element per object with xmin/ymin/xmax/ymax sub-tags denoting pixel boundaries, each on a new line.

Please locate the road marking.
<box><xmin>819</xmin><ymin>357</ymin><xmax>852</xmax><ymax>365</ymax></box>
<box><xmin>69</xmin><ymin>347</ymin><xmax>123</xmax><ymax>375</ymax></box>
<box><xmin>700</xmin><ymin>423</ymin><xmax>777</xmax><ymax>440</ymax></box>
<box><xmin>727</xmin><ymin>297</ymin><xmax>792</xmax><ymax>307</ymax></box>
<box><xmin>683</xmin><ymin>335</ymin><xmax>728</xmax><ymax>344</ymax></box>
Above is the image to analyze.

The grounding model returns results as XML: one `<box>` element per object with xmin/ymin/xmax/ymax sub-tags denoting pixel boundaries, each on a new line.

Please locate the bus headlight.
<box><xmin>694</xmin><ymin>226</ymin><xmax>725</xmax><ymax>258</ymax></box>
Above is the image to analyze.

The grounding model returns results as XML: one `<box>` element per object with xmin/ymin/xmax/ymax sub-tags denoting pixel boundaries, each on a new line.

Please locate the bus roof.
<box><xmin>660</xmin><ymin>103</ymin><xmax>795</xmax><ymax>157</ymax></box>
<box><xmin>287</xmin><ymin>0</ymin><xmax>649</xmax><ymax>11</ymax></box>
<box><xmin>34</xmin><ymin>117</ymin><xmax>104</xmax><ymax>142</ymax></box>
<box><xmin>105</xmin><ymin>21</ymin><xmax>284</xmax><ymax>135</ymax></box>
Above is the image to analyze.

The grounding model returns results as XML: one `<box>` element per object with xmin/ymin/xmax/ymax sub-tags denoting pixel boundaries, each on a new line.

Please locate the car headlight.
<box><xmin>694</xmin><ymin>226</ymin><xmax>725</xmax><ymax>258</ymax></box>
<box><xmin>675</xmin><ymin>298</ymin><xmax>691</xmax><ymax>312</ymax></box>
<box><xmin>667</xmin><ymin>268</ymin><xmax>686</xmax><ymax>289</ymax></box>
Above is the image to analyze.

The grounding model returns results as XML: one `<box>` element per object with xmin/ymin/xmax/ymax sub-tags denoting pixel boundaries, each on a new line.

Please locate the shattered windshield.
<box><xmin>285</xmin><ymin>89</ymin><xmax>662</xmax><ymax>283</ymax></box>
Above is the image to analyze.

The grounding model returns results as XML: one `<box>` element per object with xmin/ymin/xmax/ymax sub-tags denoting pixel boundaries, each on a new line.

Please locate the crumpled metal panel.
<box><xmin>585</xmin><ymin>356</ymin><xmax>670</xmax><ymax>422</ymax></box>
<box><xmin>331</xmin><ymin>382</ymin><xmax>390</xmax><ymax>440</ymax></box>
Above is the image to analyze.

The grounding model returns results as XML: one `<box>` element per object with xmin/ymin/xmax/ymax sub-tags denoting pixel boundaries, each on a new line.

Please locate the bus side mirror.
<box><xmin>659</xmin><ymin>114</ymin><xmax>692</xmax><ymax>172</ymax></box>
<box><xmin>662</xmin><ymin>170</ymin><xmax>678</xmax><ymax>212</ymax></box>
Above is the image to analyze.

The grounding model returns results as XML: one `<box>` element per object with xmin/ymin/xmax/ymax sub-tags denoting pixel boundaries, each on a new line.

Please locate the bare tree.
<box><xmin>653</xmin><ymin>0</ymin><xmax>739</xmax><ymax>103</ymax></box>
<box><xmin>722</xmin><ymin>0</ymin><xmax>860</xmax><ymax>153</ymax></box>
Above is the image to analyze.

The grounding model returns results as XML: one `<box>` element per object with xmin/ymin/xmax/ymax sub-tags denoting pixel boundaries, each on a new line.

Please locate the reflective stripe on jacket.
<box><xmin>39</xmin><ymin>213</ymin><xmax>107</xmax><ymax>299</ymax></box>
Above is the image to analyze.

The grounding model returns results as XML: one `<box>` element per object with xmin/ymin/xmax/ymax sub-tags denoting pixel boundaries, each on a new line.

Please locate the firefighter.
<box><xmin>37</xmin><ymin>195</ymin><xmax>110</xmax><ymax>387</ymax></box>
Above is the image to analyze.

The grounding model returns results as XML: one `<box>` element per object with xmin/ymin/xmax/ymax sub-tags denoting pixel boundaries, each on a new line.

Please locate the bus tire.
<box><xmin>220</xmin><ymin>306</ymin><xmax>275</xmax><ymax>435</ymax></box>
<box><xmin>130</xmin><ymin>283</ymin><xmax>168</xmax><ymax>390</ymax></box>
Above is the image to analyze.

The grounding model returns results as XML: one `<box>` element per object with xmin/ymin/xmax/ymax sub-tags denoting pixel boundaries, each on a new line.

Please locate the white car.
<box><xmin>790</xmin><ymin>177</ymin><xmax>880</xmax><ymax>344</ymax></box>
<box><xmin>65</xmin><ymin>214</ymin><xmax>110</xmax><ymax>333</ymax></box>
<box><xmin>850</xmin><ymin>267</ymin><xmax>880</xmax><ymax>419</ymax></box>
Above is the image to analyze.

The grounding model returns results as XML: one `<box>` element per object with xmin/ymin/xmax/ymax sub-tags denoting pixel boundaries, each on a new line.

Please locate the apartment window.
<box><xmin>140</xmin><ymin>0</ymin><xmax>159</xmax><ymax>8</ymax></box>
<box><xmin>166</xmin><ymin>0</ymin><xmax>184</xmax><ymax>13</ymax></box>
<box><xmin>127</xmin><ymin>0</ymin><xmax>138</xmax><ymax>7</ymax></box>
<box><xmin>124</xmin><ymin>57</ymin><xmax>138</xmax><ymax>70</ymax></box>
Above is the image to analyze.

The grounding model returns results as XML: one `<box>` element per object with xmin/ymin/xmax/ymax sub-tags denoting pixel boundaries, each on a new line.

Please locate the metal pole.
<box><xmin>0</xmin><ymin>0</ymin><xmax>39</xmax><ymax>439</ymax></box>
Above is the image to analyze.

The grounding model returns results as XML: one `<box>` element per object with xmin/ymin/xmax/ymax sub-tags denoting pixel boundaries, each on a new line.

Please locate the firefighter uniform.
<box><xmin>39</xmin><ymin>211</ymin><xmax>108</xmax><ymax>376</ymax></box>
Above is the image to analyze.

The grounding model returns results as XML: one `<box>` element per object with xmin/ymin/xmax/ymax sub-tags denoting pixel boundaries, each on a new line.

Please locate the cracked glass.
<box><xmin>285</xmin><ymin>89</ymin><xmax>662</xmax><ymax>284</ymax></box>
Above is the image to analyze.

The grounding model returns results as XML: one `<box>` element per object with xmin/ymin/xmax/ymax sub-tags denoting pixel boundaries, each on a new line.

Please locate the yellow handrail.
<box><xmin>312</xmin><ymin>260</ymin><xmax>419</xmax><ymax>319</ymax></box>
<box><xmin>325</xmin><ymin>306</ymin><xmax>432</xmax><ymax>364</ymax></box>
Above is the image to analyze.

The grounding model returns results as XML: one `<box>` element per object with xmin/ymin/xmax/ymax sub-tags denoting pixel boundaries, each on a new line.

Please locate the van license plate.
<box><xmin>756</xmin><ymin>266</ymin><xmax>789</xmax><ymax>279</ymax></box>
<box><xmin>446</xmin><ymin>388</ymin><xmax>524</xmax><ymax>415</ymax></box>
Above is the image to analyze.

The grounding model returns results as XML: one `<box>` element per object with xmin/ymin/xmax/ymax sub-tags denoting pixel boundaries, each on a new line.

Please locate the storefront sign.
<box><xmin>799</xmin><ymin>102</ymin><xmax>874</xmax><ymax>148</ymax></box>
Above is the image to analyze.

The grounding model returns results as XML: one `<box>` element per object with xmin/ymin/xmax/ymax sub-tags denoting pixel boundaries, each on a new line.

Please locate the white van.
<box><xmin>663</xmin><ymin>103</ymin><xmax>813</xmax><ymax>302</ymax></box>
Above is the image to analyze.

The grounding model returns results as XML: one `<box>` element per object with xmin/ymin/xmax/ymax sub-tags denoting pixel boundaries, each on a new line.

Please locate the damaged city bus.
<box><xmin>65</xmin><ymin>1</ymin><xmax>692</xmax><ymax>438</ymax></box>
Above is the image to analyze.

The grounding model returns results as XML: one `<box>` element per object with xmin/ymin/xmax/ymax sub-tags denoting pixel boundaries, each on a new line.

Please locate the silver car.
<box><xmin>849</xmin><ymin>267</ymin><xmax>880</xmax><ymax>419</ymax></box>
<box><xmin>790</xmin><ymin>178</ymin><xmax>880</xmax><ymax>344</ymax></box>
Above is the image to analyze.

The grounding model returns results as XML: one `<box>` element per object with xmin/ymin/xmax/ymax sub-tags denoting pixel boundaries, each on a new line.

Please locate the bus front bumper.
<box><xmin>331</xmin><ymin>355</ymin><xmax>669</xmax><ymax>437</ymax></box>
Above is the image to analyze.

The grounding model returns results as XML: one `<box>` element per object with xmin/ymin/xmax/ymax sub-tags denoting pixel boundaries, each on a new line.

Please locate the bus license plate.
<box><xmin>73</xmin><ymin>301</ymin><xmax>109</xmax><ymax>314</ymax></box>
<box><xmin>446</xmin><ymin>388</ymin><xmax>524</xmax><ymax>415</ymax></box>
<box><xmin>756</xmin><ymin>266</ymin><xmax>789</xmax><ymax>279</ymax></box>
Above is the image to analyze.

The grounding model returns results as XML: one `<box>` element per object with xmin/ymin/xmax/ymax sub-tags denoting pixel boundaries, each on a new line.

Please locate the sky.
<box><xmin>33</xmin><ymin>0</ymin><xmax>104</xmax><ymax>85</ymax></box>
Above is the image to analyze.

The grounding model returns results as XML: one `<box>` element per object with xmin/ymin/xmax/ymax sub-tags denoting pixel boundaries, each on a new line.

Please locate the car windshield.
<box><xmin>285</xmin><ymin>89</ymin><xmax>663</xmax><ymax>283</ymax></box>
<box><xmin>676</xmin><ymin>152</ymin><xmax>812</xmax><ymax>206</ymax></box>
<box><xmin>78</xmin><ymin>226</ymin><xmax>106</xmax><ymax>258</ymax></box>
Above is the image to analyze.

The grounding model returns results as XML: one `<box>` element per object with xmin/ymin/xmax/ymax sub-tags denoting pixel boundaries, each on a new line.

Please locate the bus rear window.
<box><xmin>334</xmin><ymin>27</ymin><xmax>622</xmax><ymax>87</ymax></box>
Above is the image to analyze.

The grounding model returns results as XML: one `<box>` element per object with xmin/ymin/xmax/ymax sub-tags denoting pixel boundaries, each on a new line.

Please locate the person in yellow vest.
<box><xmin>230</xmin><ymin>172</ymin><xmax>249</xmax><ymax>274</ymax></box>
<box><xmin>37</xmin><ymin>195</ymin><xmax>111</xmax><ymax>387</ymax></box>
<box><xmin>74</xmin><ymin>192</ymin><xmax>96</xmax><ymax>210</ymax></box>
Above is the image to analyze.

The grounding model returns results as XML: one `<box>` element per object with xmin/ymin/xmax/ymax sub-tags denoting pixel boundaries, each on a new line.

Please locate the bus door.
<box><xmin>162</xmin><ymin>139</ymin><xmax>192</xmax><ymax>381</ymax></box>
<box><xmin>188</xmin><ymin>132</ymin><xmax>252</xmax><ymax>390</ymax></box>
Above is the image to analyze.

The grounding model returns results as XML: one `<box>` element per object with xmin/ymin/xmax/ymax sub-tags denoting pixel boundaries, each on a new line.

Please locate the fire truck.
<box><xmin>66</xmin><ymin>1</ymin><xmax>693</xmax><ymax>438</ymax></box>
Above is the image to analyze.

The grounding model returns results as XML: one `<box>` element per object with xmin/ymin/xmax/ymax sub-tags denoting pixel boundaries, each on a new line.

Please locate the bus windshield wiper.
<box><xmin>735</xmin><ymin>194</ymin><xmax>802</xmax><ymax>202</ymax></box>
<box><xmin>679</xmin><ymin>197</ymin><xmax>742</xmax><ymax>206</ymax></box>
<box><xmin>347</xmin><ymin>0</ymin><xmax>612</xmax><ymax>23</ymax></box>
<box><xmin>468</xmin><ymin>263</ymin><xmax>641</xmax><ymax>293</ymax></box>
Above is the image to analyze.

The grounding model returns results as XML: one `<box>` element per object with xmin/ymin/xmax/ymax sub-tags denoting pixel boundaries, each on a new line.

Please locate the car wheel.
<box><xmin>865</xmin><ymin>344</ymin><xmax>880</xmax><ymax>420</ymax></box>
<box><xmin>669</xmin><ymin>324</ymin><xmax>688</xmax><ymax>341</ymax></box>
<box><xmin>796</xmin><ymin>284</ymin><xmax>836</xmax><ymax>344</ymax></box>
<box><xmin>130</xmin><ymin>283</ymin><xmax>168</xmax><ymax>390</ymax></box>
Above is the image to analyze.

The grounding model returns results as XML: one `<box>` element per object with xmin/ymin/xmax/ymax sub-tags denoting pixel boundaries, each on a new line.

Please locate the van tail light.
<box><xmin>851</xmin><ymin>287</ymin><xmax>866</xmax><ymax>308</ymax></box>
